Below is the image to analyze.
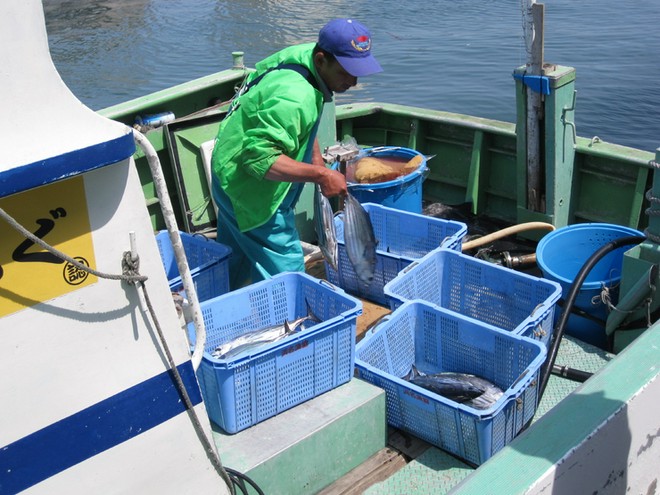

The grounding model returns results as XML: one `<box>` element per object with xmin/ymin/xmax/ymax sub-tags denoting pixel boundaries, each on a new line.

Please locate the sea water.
<box><xmin>44</xmin><ymin>0</ymin><xmax>660</xmax><ymax>152</ymax></box>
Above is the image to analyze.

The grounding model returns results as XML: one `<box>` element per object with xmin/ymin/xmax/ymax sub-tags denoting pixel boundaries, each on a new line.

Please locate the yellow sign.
<box><xmin>0</xmin><ymin>175</ymin><xmax>97</xmax><ymax>317</ymax></box>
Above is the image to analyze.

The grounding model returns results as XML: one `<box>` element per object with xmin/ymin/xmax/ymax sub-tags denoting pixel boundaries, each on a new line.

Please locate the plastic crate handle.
<box><xmin>363</xmin><ymin>312</ymin><xmax>392</xmax><ymax>338</ymax></box>
<box><xmin>510</xmin><ymin>368</ymin><xmax>531</xmax><ymax>389</ymax></box>
<box><xmin>318</xmin><ymin>278</ymin><xmax>342</xmax><ymax>292</ymax></box>
<box><xmin>401</xmin><ymin>260</ymin><xmax>420</xmax><ymax>274</ymax></box>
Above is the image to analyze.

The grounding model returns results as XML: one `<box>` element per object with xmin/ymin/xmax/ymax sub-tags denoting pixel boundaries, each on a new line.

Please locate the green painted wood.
<box><xmin>407</xmin><ymin>118</ymin><xmax>419</xmax><ymax>151</ymax></box>
<box><xmin>98</xmin><ymin>73</ymin><xmax>655</xmax><ymax>233</ymax></box>
<box><xmin>465</xmin><ymin>130</ymin><xmax>483</xmax><ymax>211</ymax></box>
<box><xmin>446</xmin><ymin>322</ymin><xmax>660</xmax><ymax>494</ymax></box>
<box><xmin>629</xmin><ymin>166</ymin><xmax>650</xmax><ymax>228</ymax></box>
<box><xmin>543</xmin><ymin>65</ymin><xmax>577</xmax><ymax>228</ymax></box>
<box><xmin>571</xmin><ymin>141</ymin><xmax>653</xmax><ymax>228</ymax></box>
<box><xmin>647</xmin><ymin>149</ymin><xmax>660</xmax><ymax>236</ymax></box>
<box><xmin>99</xmin><ymin>68</ymin><xmax>248</xmax><ymax>125</ymax></box>
<box><xmin>166</xmin><ymin>116</ymin><xmax>224</xmax><ymax>231</ymax></box>
<box><xmin>613</xmin><ymin>240</ymin><xmax>660</xmax><ymax>352</ymax></box>
<box><xmin>213</xmin><ymin>379</ymin><xmax>387</xmax><ymax>495</ymax></box>
<box><xmin>514</xmin><ymin>65</ymin><xmax>577</xmax><ymax>228</ymax></box>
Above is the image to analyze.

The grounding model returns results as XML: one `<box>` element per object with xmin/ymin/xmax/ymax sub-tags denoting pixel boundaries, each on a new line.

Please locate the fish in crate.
<box><xmin>188</xmin><ymin>272</ymin><xmax>362</xmax><ymax>434</ymax></box>
<box><xmin>355</xmin><ymin>300</ymin><xmax>546</xmax><ymax>466</ymax></box>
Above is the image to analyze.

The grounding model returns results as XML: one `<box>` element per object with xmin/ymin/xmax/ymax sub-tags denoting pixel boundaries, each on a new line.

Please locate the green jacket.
<box><xmin>211</xmin><ymin>43</ymin><xmax>332</xmax><ymax>232</ymax></box>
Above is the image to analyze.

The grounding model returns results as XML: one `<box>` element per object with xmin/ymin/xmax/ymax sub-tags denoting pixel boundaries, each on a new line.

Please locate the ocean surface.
<box><xmin>44</xmin><ymin>0</ymin><xmax>659</xmax><ymax>152</ymax></box>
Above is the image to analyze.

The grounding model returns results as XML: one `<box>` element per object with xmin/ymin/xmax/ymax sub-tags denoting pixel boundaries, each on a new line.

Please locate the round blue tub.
<box><xmin>536</xmin><ymin>223</ymin><xmax>643</xmax><ymax>347</ymax></box>
<box><xmin>347</xmin><ymin>147</ymin><xmax>428</xmax><ymax>213</ymax></box>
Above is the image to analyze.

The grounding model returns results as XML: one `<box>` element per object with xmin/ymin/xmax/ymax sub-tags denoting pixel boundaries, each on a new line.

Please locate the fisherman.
<box><xmin>210</xmin><ymin>18</ymin><xmax>382</xmax><ymax>289</ymax></box>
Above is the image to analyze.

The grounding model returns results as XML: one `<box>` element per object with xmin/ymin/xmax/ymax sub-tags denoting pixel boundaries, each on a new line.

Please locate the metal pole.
<box><xmin>524</xmin><ymin>0</ymin><xmax>545</xmax><ymax>212</ymax></box>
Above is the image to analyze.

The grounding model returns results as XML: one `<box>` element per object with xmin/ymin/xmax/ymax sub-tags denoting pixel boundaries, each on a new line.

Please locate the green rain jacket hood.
<box><xmin>211</xmin><ymin>43</ymin><xmax>332</xmax><ymax>232</ymax></box>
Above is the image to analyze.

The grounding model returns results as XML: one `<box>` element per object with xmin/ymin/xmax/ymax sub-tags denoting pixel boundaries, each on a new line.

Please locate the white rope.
<box><xmin>133</xmin><ymin>129</ymin><xmax>207</xmax><ymax>371</ymax></box>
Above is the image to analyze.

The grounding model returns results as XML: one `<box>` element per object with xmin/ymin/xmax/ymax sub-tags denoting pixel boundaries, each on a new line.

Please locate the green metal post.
<box><xmin>612</xmin><ymin>151</ymin><xmax>660</xmax><ymax>351</ymax></box>
<box><xmin>514</xmin><ymin>65</ymin><xmax>576</xmax><ymax>234</ymax></box>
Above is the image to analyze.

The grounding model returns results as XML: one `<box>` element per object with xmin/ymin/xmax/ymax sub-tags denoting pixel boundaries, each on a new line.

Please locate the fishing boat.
<box><xmin>2</xmin><ymin>1</ymin><xmax>658</xmax><ymax>494</ymax></box>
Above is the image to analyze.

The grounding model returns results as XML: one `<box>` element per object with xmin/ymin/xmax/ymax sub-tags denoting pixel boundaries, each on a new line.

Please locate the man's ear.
<box><xmin>313</xmin><ymin>51</ymin><xmax>327</xmax><ymax>70</ymax></box>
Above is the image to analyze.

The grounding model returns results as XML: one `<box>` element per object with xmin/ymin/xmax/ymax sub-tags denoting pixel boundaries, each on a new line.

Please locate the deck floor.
<box><xmin>361</xmin><ymin>335</ymin><xmax>614</xmax><ymax>495</ymax></box>
<box><xmin>305</xmin><ymin>259</ymin><xmax>617</xmax><ymax>495</ymax></box>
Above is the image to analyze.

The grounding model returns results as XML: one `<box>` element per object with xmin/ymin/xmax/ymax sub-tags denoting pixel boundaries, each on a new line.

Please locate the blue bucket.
<box><xmin>536</xmin><ymin>223</ymin><xmax>643</xmax><ymax>347</ymax></box>
<box><xmin>347</xmin><ymin>147</ymin><xmax>428</xmax><ymax>213</ymax></box>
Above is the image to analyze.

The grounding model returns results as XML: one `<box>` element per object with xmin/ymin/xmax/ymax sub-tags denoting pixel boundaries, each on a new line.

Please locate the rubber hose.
<box><xmin>552</xmin><ymin>364</ymin><xmax>593</xmax><ymax>383</ymax></box>
<box><xmin>538</xmin><ymin>235</ymin><xmax>645</xmax><ymax>399</ymax></box>
<box><xmin>461</xmin><ymin>221</ymin><xmax>555</xmax><ymax>252</ymax></box>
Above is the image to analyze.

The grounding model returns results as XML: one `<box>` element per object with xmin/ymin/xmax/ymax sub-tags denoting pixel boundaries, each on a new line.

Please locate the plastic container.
<box><xmin>355</xmin><ymin>300</ymin><xmax>546</xmax><ymax>466</ymax></box>
<box><xmin>535</xmin><ymin>223</ymin><xmax>643</xmax><ymax>347</ymax></box>
<box><xmin>384</xmin><ymin>247</ymin><xmax>562</xmax><ymax>348</ymax></box>
<box><xmin>325</xmin><ymin>203</ymin><xmax>467</xmax><ymax>305</ymax></box>
<box><xmin>188</xmin><ymin>272</ymin><xmax>362</xmax><ymax>434</ymax></box>
<box><xmin>347</xmin><ymin>147</ymin><xmax>428</xmax><ymax>213</ymax></box>
<box><xmin>156</xmin><ymin>231</ymin><xmax>231</xmax><ymax>302</ymax></box>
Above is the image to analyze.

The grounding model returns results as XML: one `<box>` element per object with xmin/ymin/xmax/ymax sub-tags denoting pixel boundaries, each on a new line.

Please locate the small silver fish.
<box><xmin>343</xmin><ymin>193</ymin><xmax>377</xmax><ymax>287</ymax></box>
<box><xmin>211</xmin><ymin>303</ymin><xmax>320</xmax><ymax>359</ymax></box>
<box><xmin>314</xmin><ymin>184</ymin><xmax>338</xmax><ymax>271</ymax></box>
<box><xmin>403</xmin><ymin>365</ymin><xmax>504</xmax><ymax>410</ymax></box>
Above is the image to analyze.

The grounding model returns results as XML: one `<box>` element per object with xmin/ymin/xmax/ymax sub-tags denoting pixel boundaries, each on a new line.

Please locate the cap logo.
<box><xmin>351</xmin><ymin>35</ymin><xmax>371</xmax><ymax>53</ymax></box>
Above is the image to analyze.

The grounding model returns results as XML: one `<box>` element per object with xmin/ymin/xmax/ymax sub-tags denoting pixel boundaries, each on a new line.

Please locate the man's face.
<box><xmin>315</xmin><ymin>53</ymin><xmax>358</xmax><ymax>93</ymax></box>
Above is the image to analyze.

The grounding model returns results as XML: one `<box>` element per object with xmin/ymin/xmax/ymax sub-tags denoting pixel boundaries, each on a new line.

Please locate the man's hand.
<box><xmin>317</xmin><ymin>166</ymin><xmax>347</xmax><ymax>198</ymax></box>
<box><xmin>265</xmin><ymin>147</ymin><xmax>348</xmax><ymax>198</ymax></box>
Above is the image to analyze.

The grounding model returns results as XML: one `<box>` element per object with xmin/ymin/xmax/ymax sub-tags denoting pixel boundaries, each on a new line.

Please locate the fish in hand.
<box><xmin>313</xmin><ymin>183</ymin><xmax>338</xmax><ymax>271</ymax></box>
<box><xmin>343</xmin><ymin>193</ymin><xmax>377</xmax><ymax>288</ymax></box>
<box><xmin>211</xmin><ymin>302</ymin><xmax>320</xmax><ymax>360</ymax></box>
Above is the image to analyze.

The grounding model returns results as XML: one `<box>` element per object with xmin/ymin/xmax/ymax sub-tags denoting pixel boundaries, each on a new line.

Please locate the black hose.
<box><xmin>538</xmin><ymin>235</ymin><xmax>645</xmax><ymax>400</ymax></box>
<box><xmin>225</xmin><ymin>467</ymin><xmax>266</xmax><ymax>495</ymax></box>
<box><xmin>551</xmin><ymin>364</ymin><xmax>593</xmax><ymax>383</ymax></box>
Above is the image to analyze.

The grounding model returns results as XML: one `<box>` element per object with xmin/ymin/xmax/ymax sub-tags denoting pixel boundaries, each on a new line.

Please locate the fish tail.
<box><xmin>305</xmin><ymin>298</ymin><xmax>321</xmax><ymax>323</ymax></box>
<box><xmin>402</xmin><ymin>363</ymin><xmax>423</xmax><ymax>381</ymax></box>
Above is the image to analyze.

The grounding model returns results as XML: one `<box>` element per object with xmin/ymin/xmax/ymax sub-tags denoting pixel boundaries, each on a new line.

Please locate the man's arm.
<box><xmin>264</xmin><ymin>139</ymin><xmax>347</xmax><ymax>198</ymax></box>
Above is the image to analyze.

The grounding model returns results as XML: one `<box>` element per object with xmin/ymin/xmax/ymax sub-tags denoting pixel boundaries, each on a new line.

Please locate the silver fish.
<box><xmin>403</xmin><ymin>365</ymin><xmax>504</xmax><ymax>410</ymax></box>
<box><xmin>211</xmin><ymin>303</ymin><xmax>320</xmax><ymax>359</ymax></box>
<box><xmin>343</xmin><ymin>193</ymin><xmax>377</xmax><ymax>287</ymax></box>
<box><xmin>313</xmin><ymin>184</ymin><xmax>338</xmax><ymax>271</ymax></box>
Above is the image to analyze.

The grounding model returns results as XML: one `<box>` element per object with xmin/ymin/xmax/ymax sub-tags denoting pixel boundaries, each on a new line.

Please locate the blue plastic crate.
<box><xmin>325</xmin><ymin>203</ymin><xmax>467</xmax><ymax>305</ymax></box>
<box><xmin>156</xmin><ymin>230</ymin><xmax>231</xmax><ymax>302</ymax></box>
<box><xmin>188</xmin><ymin>272</ymin><xmax>362</xmax><ymax>434</ymax></box>
<box><xmin>355</xmin><ymin>300</ymin><xmax>546</xmax><ymax>466</ymax></box>
<box><xmin>384</xmin><ymin>247</ymin><xmax>561</xmax><ymax>348</ymax></box>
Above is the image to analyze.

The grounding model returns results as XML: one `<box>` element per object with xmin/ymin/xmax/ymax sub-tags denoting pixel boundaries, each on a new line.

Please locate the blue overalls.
<box><xmin>214</xmin><ymin>125</ymin><xmax>318</xmax><ymax>290</ymax></box>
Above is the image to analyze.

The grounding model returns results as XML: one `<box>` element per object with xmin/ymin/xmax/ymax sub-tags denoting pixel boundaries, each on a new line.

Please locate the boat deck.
<box><xmin>211</xmin><ymin>259</ymin><xmax>615</xmax><ymax>495</ymax></box>
<box><xmin>356</xmin><ymin>335</ymin><xmax>614</xmax><ymax>495</ymax></box>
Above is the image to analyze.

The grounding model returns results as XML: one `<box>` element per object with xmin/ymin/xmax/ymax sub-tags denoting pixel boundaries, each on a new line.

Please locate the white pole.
<box><xmin>524</xmin><ymin>0</ymin><xmax>545</xmax><ymax>212</ymax></box>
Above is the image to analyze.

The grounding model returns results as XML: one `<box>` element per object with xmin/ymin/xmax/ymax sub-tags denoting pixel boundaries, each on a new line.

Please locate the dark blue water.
<box><xmin>44</xmin><ymin>0</ymin><xmax>660</xmax><ymax>152</ymax></box>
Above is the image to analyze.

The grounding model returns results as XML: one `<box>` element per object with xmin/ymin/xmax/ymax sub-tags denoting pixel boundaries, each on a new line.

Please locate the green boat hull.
<box><xmin>98</xmin><ymin>63</ymin><xmax>660</xmax><ymax>495</ymax></box>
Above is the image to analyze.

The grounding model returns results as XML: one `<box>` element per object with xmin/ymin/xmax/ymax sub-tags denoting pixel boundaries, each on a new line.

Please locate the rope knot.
<box><xmin>122</xmin><ymin>251</ymin><xmax>142</xmax><ymax>285</ymax></box>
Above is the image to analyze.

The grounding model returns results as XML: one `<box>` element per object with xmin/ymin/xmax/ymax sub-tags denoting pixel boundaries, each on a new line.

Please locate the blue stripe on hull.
<box><xmin>0</xmin><ymin>132</ymin><xmax>136</xmax><ymax>199</ymax></box>
<box><xmin>0</xmin><ymin>361</ymin><xmax>202</xmax><ymax>494</ymax></box>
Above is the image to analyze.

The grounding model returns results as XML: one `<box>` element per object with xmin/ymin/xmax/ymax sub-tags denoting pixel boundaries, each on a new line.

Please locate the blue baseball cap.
<box><xmin>318</xmin><ymin>19</ymin><xmax>383</xmax><ymax>77</ymax></box>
